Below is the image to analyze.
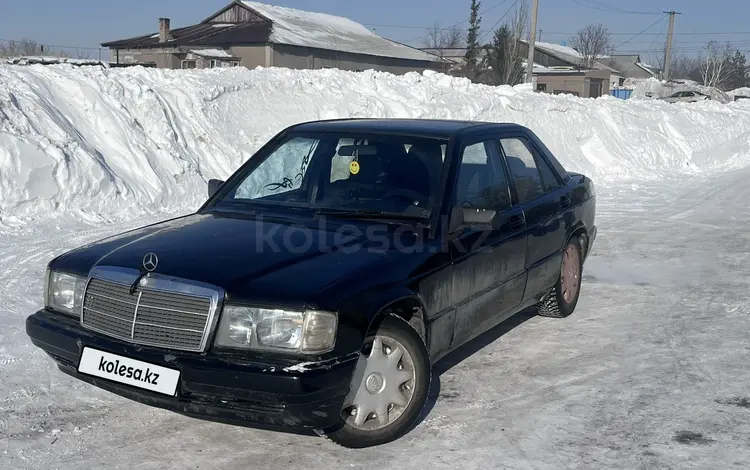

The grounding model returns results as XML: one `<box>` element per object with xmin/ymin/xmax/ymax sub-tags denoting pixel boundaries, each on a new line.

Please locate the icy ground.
<box><xmin>2</xmin><ymin>168</ymin><xmax>750</xmax><ymax>469</ymax></box>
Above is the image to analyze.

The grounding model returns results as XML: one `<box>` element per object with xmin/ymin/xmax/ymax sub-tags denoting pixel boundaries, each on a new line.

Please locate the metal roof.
<box><xmin>102</xmin><ymin>21</ymin><xmax>271</xmax><ymax>48</ymax></box>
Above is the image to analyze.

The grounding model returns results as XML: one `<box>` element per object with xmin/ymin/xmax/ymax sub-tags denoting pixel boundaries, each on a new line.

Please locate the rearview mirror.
<box><xmin>337</xmin><ymin>145</ymin><xmax>378</xmax><ymax>157</ymax></box>
<box><xmin>448</xmin><ymin>206</ymin><xmax>497</xmax><ymax>234</ymax></box>
<box><xmin>208</xmin><ymin>179</ymin><xmax>224</xmax><ymax>198</ymax></box>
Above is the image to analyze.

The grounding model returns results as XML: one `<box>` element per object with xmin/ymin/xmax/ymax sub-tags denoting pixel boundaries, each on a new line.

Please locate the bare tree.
<box><xmin>422</xmin><ymin>22</ymin><xmax>464</xmax><ymax>71</ymax></box>
<box><xmin>569</xmin><ymin>24</ymin><xmax>611</xmax><ymax>69</ymax></box>
<box><xmin>0</xmin><ymin>39</ymin><xmax>72</xmax><ymax>59</ymax></box>
<box><xmin>0</xmin><ymin>39</ymin><xmax>42</xmax><ymax>57</ymax></box>
<box><xmin>75</xmin><ymin>49</ymin><xmax>92</xmax><ymax>60</ymax></box>
<box><xmin>649</xmin><ymin>50</ymin><xmax>701</xmax><ymax>82</ymax></box>
<box><xmin>500</xmin><ymin>2</ymin><xmax>528</xmax><ymax>85</ymax></box>
<box><xmin>699</xmin><ymin>41</ymin><xmax>732</xmax><ymax>88</ymax></box>
<box><xmin>423</xmin><ymin>23</ymin><xmax>464</xmax><ymax>55</ymax></box>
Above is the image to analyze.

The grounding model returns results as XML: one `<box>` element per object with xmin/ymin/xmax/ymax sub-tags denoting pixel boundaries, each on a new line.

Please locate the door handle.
<box><xmin>560</xmin><ymin>195</ymin><xmax>572</xmax><ymax>208</ymax></box>
<box><xmin>509</xmin><ymin>215</ymin><xmax>525</xmax><ymax>231</ymax></box>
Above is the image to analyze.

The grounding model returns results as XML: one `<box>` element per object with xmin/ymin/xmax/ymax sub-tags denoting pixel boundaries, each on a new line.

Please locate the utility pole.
<box><xmin>526</xmin><ymin>0</ymin><xmax>539</xmax><ymax>84</ymax></box>
<box><xmin>662</xmin><ymin>10</ymin><xmax>681</xmax><ymax>81</ymax></box>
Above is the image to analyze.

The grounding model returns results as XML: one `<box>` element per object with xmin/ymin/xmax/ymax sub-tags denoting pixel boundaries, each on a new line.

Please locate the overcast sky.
<box><xmin>1</xmin><ymin>0</ymin><xmax>748</xmax><ymax>61</ymax></box>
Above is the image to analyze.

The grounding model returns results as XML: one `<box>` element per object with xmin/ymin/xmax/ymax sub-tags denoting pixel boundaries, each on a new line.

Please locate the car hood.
<box><xmin>50</xmin><ymin>212</ymin><xmax>399</xmax><ymax>309</ymax></box>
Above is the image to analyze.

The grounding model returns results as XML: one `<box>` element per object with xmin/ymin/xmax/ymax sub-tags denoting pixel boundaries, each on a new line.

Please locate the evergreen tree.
<box><xmin>484</xmin><ymin>27</ymin><xmax>509</xmax><ymax>85</ymax></box>
<box><xmin>464</xmin><ymin>0</ymin><xmax>482</xmax><ymax>80</ymax></box>
<box><xmin>725</xmin><ymin>50</ymin><xmax>750</xmax><ymax>90</ymax></box>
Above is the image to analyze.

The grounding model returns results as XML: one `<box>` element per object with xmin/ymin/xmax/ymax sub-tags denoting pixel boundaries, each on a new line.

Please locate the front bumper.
<box><xmin>26</xmin><ymin>310</ymin><xmax>357</xmax><ymax>431</ymax></box>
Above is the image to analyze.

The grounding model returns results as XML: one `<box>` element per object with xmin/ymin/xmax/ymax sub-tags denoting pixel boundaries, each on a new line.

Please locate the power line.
<box><xmin>364</xmin><ymin>23</ymin><xmax>440</xmax><ymax>30</ymax></box>
<box><xmin>647</xmin><ymin>19</ymin><xmax>668</xmax><ymax>52</ymax></box>
<box><xmin>0</xmin><ymin>38</ymin><xmax>101</xmax><ymax>51</ymax></box>
<box><xmin>526</xmin><ymin>31</ymin><xmax>750</xmax><ymax>37</ymax></box>
<box><xmin>364</xmin><ymin>1</ymin><xmax>512</xmax><ymax>32</ymax></box>
<box><xmin>613</xmin><ymin>15</ymin><xmax>667</xmax><ymax>49</ymax></box>
<box><xmin>569</xmin><ymin>0</ymin><xmax>663</xmax><ymax>15</ymax></box>
<box><xmin>478</xmin><ymin>0</ymin><xmax>522</xmax><ymax>43</ymax></box>
<box><xmin>402</xmin><ymin>0</ymin><xmax>513</xmax><ymax>45</ymax></box>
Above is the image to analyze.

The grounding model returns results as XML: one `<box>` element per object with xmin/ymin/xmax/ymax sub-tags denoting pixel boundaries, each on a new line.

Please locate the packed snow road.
<box><xmin>2</xmin><ymin>168</ymin><xmax>750</xmax><ymax>469</ymax></box>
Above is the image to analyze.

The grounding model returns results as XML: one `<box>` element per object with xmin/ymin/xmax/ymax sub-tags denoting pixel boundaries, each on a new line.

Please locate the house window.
<box><xmin>537</xmin><ymin>83</ymin><xmax>547</xmax><ymax>92</ymax></box>
<box><xmin>181</xmin><ymin>60</ymin><xmax>196</xmax><ymax>69</ymax></box>
<box><xmin>232</xmin><ymin>61</ymin><xmax>240</xmax><ymax>67</ymax></box>
<box><xmin>209</xmin><ymin>59</ymin><xmax>217</xmax><ymax>68</ymax></box>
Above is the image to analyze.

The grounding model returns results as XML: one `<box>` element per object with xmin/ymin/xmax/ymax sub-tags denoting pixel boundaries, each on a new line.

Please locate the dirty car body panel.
<box><xmin>26</xmin><ymin>119</ymin><xmax>596</xmax><ymax>432</ymax></box>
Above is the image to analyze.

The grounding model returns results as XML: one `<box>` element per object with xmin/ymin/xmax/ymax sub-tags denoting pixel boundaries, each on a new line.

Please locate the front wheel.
<box><xmin>537</xmin><ymin>236</ymin><xmax>583</xmax><ymax>318</ymax></box>
<box><xmin>326</xmin><ymin>314</ymin><xmax>431</xmax><ymax>448</ymax></box>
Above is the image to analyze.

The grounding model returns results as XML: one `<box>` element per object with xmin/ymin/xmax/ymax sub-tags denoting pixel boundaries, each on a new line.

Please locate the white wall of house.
<box><xmin>610</xmin><ymin>73</ymin><xmax>625</xmax><ymax>89</ymax></box>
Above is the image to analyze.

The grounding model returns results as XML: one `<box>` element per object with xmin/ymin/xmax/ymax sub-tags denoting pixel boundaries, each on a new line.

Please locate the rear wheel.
<box><xmin>537</xmin><ymin>237</ymin><xmax>583</xmax><ymax>318</ymax></box>
<box><xmin>326</xmin><ymin>314</ymin><xmax>430</xmax><ymax>448</ymax></box>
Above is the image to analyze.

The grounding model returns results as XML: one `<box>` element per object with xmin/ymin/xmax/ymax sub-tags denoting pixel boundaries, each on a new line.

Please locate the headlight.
<box><xmin>214</xmin><ymin>306</ymin><xmax>337</xmax><ymax>354</ymax></box>
<box><xmin>45</xmin><ymin>269</ymin><xmax>87</xmax><ymax>317</ymax></box>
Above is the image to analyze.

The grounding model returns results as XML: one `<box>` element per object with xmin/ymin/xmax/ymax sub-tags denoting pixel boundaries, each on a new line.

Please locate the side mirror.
<box><xmin>448</xmin><ymin>206</ymin><xmax>496</xmax><ymax>234</ymax></box>
<box><xmin>208</xmin><ymin>179</ymin><xmax>224</xmax><ymax>198</ymax></box>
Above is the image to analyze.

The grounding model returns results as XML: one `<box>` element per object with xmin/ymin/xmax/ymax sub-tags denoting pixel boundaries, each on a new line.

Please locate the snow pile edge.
<box><xmin>1</xmin><ymin>64</ymin><xmax>750</xmax><ymax>223</ymax></box>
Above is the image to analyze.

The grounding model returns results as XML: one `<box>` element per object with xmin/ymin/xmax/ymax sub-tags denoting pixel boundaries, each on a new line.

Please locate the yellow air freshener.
<box><xmin>349</xmin><ymin>160</ymin><xmax>360</xmax><ymax>175</ymax></box>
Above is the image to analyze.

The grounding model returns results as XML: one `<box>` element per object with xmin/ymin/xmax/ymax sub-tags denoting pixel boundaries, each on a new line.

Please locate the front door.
<box><xmin>449</xmin><ymin>137</ymin><xmax>527</xmax><ymax>345</ymax></box>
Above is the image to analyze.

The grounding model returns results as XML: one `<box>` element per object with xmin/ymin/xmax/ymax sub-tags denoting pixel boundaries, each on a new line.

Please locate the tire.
<box><xmin>537</xmin><ymin>236</ymin><xmax>583</xmax><ymax>318</ymax></box>
<box><xmin>326</xmin><ymin>314</ymin><xmax>431</xmax><ymax>448</ymax></box>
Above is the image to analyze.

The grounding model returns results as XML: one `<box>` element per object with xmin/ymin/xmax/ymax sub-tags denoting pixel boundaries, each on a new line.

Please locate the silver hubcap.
<box><xmin>345</xmin><ymin>336</ymin><xmax>416</xmax><ymax>430</ymax></box>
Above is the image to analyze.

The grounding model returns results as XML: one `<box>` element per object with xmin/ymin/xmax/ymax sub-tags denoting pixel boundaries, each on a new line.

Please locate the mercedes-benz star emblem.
<box><xmin>142</xmin><ymin>252</ymin><xmax>159</xmax><ymax>272</ymax></box>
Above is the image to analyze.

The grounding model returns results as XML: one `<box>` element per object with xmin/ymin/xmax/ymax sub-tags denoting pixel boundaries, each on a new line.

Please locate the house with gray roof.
<box><xmin>102</xmin><ymin>1</ymin><xmax>444</xmax><ymax>74</ymax></box>
<box><xmin>602</xmin><ymin>55</ymin><xmax>661</xmax><ymax>80</ymax></box>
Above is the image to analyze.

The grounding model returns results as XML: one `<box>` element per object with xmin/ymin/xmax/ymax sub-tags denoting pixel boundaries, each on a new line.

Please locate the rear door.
<box><xmin>497</xmin><ymin>134</ymin><xmax>571</xmax><ymax>301</ymax></box>
<box><xmin>449</xmin><ymin>137</ymin><xmax>527</xmax><ymax>345</ymax></box>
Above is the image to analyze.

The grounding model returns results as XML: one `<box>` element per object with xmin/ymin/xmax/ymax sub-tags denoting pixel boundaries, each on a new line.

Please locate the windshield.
<box><xmin>212</xmin><ymin>132</ymin><xmax>448</xmax><ymax>219</ymax></box>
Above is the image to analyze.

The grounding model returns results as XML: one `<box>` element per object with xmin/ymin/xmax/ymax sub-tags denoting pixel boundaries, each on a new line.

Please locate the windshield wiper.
<box><xmin>314</xmin><ymin>209</ymin><xmax>428</xmax><ymax>222</ymax></box>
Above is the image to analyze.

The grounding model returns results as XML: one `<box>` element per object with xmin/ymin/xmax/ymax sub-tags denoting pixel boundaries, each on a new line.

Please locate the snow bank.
<box><xmin>728</xmin><ymin>87</ymin><xmax>750</xmax><ymax>99</ymax></box>
<box><xmin>4</xmin><ymin>56</ymin><xmax>108</xmax><ymax>67</ymax></box>
<box><xmin>2</xmin><ymin>64</ymin><xmax>750</xmax><ymax>223</ymax></box>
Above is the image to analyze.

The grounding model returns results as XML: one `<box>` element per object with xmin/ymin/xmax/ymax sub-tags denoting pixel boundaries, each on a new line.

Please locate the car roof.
<box><xmin>288</xmin><ymin>118</ymin><xmax>528</xmax><ymax>138</ymax></box>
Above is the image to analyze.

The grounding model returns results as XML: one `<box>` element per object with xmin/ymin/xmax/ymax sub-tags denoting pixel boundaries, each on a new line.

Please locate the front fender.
<box><xmin>333</xmin><ymin>285</ymin><xmax>427</xmax><ymax>355</ymax></box>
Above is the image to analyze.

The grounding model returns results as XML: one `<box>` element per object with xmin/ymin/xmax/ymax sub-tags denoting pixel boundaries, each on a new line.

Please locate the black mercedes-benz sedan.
<box><xmin>26</xmin><ymin>118</ymin><xmax>596</xmax><ymax>448</ymax></box>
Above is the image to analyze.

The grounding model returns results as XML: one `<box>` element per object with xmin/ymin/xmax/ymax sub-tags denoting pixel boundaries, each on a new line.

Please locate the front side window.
<box><xmin>214</xmin><ymin>132</ymin><xmax>447</xmax><ymax>218</ymax></box>
<box><xmin>454</xmin><ymin>140</ymin><xmax>511</xmax><ymax>211</ymax></box>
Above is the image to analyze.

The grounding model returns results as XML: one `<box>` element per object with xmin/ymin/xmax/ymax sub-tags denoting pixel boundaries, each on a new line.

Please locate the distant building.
<box><xmin>518</xmin><ymin>40</ymin><xmax>624</xmax><ymax>98</ymax></box>
<box><xmin>603</xmin><ymin>55</ymin><xmax>661</xmax><ymax>81</ymax></box>
<box><xmin>102</xmin><ymin>1</ymin><xmax>444</xmax><ymax>74</ymax></box>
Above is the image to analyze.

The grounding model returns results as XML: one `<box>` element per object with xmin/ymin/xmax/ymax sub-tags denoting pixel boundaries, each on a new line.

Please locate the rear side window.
<box><xmin>499</xmin><ymin>137</ymin><xmax>562</xmax><ymax>203</ymax></box>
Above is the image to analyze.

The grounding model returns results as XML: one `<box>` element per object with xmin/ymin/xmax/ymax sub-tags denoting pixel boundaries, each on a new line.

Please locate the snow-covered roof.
<box><xmin>636</xmin><ymin>62</ymin><xmax>659</xmax><ymax>76</ymax></box>
<box><xmin>527</xmin><ymin>40</ymin><xmax>610</xmax><ymax>61</ymax></box>
<box><xmin>190</xmin><ymin>49</ymin><xmax>236</xmax><ymax>59</ymax></box>
<box><xmin>522</xmin><ymin>40</ymin><xmax>619</xmax><ymax>73</ymax></box>
<box><xmin>240</xmin><ymin>1</ymin><xmax>441</xmax><ymax>63</ymax></box>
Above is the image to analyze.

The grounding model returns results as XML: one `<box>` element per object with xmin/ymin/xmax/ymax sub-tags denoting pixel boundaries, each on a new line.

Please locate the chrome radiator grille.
<box><xmin>81</xmin><ymin>267</ymin><xmax>222</xmax><ymax>352</ymax></box>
